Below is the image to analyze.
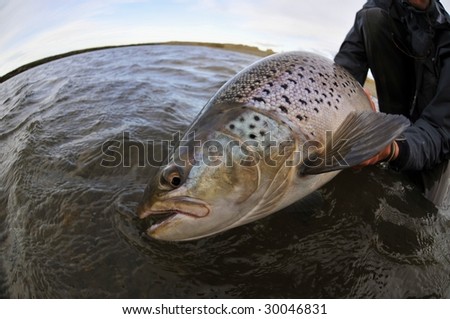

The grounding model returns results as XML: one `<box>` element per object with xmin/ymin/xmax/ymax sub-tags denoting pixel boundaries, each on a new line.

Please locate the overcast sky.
<box><xmin>1</xmin><ymin>0</ymin><xmax>450</xmax><ymax>76</ymax></box>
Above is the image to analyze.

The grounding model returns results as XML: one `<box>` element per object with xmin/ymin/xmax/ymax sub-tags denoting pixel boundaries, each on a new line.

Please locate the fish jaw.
<box><xmin>137</xmin><ymin>183</ymin><xmax>261</xmax><ymax>241</ymax></box>
<box><xmin>138</xmin><ymin>187</ymin><xmax>264</xmax><ymax>241</ymax></box>
<box><xmin>138</xmin><ymin>196</ymin><xmax>212</xmax><ymax>241</ymax></box>
<box><xmin>147</xmin><ymin>213</ymin><xmax>214</xmax><ymax>241</ymax></box>
<box><xmin>139</xmin><ymin>197</ymin><xmax>211</xmax><ymax>219</ymax></box>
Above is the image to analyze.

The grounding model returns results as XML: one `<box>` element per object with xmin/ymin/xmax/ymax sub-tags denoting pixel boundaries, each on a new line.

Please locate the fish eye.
<box><xmin>160</xmin><ymin>166</ymin><xmax>184</xmax><ymax>189</ymax></box>
<box><xmin>170</xmin><ymin>175</ymin><xmax>181</xmax><ymax>187</ymax></box>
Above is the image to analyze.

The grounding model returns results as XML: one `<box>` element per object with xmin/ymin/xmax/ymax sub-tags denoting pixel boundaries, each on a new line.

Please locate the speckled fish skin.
<box><xmin>203</xmin><ymin>51</ymin><xmax>372</xmax><ymax>144</ymax></box>
<box><xmin>138</xmin><ymin>51</ymin><xmax>409</xmax><ymax>241</ymax></box>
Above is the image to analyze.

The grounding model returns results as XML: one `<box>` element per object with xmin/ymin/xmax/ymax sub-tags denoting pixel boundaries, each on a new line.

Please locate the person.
<box><xmin>335</xmin><ymin>0</ymin><xmax>450</xmax><ymax>207</ymax></box>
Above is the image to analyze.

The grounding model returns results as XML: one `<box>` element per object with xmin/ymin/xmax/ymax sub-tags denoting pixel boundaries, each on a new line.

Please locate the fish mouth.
<box><xmin>138</xmin><ymin>197</ymin><xmax>211</xmax><ymax>234</ymax></box>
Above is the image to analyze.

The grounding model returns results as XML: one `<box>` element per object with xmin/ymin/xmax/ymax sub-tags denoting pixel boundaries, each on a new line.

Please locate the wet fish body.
<box><xmin>138</xmin><ymin>51</ymin><xmax>409</xmax><ymax>241</ymax></box>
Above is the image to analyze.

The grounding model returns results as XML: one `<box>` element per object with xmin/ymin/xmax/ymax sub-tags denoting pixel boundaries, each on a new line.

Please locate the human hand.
<box><xmin>355</xmin><ymin>141</ymin><xmax>399</xmax><ymax>168</ymax></box>
<box><xmin>354</xmin><ymin>89</ymin><xmax>398</xmax><ymax>168</ymax></box>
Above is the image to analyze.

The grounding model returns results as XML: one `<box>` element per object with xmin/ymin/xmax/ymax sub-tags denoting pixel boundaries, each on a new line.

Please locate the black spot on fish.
<box><xmin>281</xmin><ymin>84</ymin><xmax>288</xmax><ymax>90</ymax></box>
<box><xmin>260</xmin><ymin>130</ymin><xmax>266</xmax><ymax>136</ymax></box>
<box><xmin>314</xmin><ymin>107</ymin><xmax>319</xmax><ymax>113</ymax></box>
<box><xmin>315</xmin><ymin>98</ymin><xmax>320</xmax><ymax>104</ymax></box>
<box><xmin>299</xmin><ymin>99</ymin><xmax>307</xmax><ymax>105</ymax></box>
<box><xmin>330</xmin><ymin>88</ymin><xmax>334</xmax><ymax>92</ymax></box>
<box><xmin>336</xmin><ymin>98</ymin><xmax>340</xmax><ymax>103</ymax></box>
<box><xmin>268</xmin><ymin>82</ymin><xmax>274</xmax><ymax>87</ymax></box>
<box><xmin>240</xmin><ymin>117</ymin><xmax>245</xmax><ymax>122</ymax></box>
<box><xmin>254</xmin><ymin>115</ymin><xmax>260</xmax><ymax>121</ymax></box>
<box><xmin>296</xmin><ymin>115</ymin><xmax>304</xmax><ymax>121</ymax></box>
<box><xmin>333</xmin><ymin>81</ymin><xmax>338</xmax><ymax>87</ymax></box>
<box><xmin>322</xmin><ymin>82</ymin><xmax>327</xmax><ymax>86</ymax></box>
<box><xmin>288</xmin><ymin>79</ymin><xmax>297</xmax><ymax>84</ymax></box>
<box><xmin>249</xmin><ymin>124</ymin><xmax>255</xmax><ymax>129</ymax></box>
<box><xmin>282</xmin><ymin>95</ymin><xmax>291</xmax><ymax>104</ymax></box>
<box><xmin>298</xmin><ymin>73</ymin><xmax>304</xmax><ymax>78</ymax></box>
<box><xmin>305</xmin><ymin>88</ymin><xmax>311</xmax><ymax>94</ymax></box>
<box><xmin>335</xmin><ymin>105</ymin><xmax>339</xmax><ymax>110</ymax></box>
<box><xmin>322</xmin><ymin>93</ymin><xmax>327</xmax><ymax>98</ymax></box>
<box><xmin>279</xmin><ymin>106</ymin><xmax>288</xmax><ymax>113</ymax></box>
<box><xmin>263</xmin><ymin>89</ymin><xmax>270</xmax><ymax>94</ymax></box>
<box><xmin>253</xmin><ymin>97</ymin><xmax>265</xmax><ymax>103</ymax></box>
<box><xmin>286</xmin><ymin>70</ymin><xmax>292</xmax><ymax>75</ymax></box>
<box><xmin>314</xmin><ymin>89</ymin><xmax>319</xmax><ymax>94</ymax></box>
<box><xmin>311</xmin><ymin>132</ymin><xmax>315</xmax><ymax>136</ymax></box>
<box><xmin>318</xmin><ymin>72</ymin><xmax>324</xmax><ymax>77</ymax></box>
<box><xmin>249</xmin><ymin>134</ymin><xmax>256</xmax><ymax>139</ymax></box>
<box><xmin>299</xmin><ymin>66</ymin><xmax>305</xmax><ymax>71</ymax></box>
<box><xmin>327</xmin><ymin>101</ymin><xmax>332</xmax><ymax>107</ymax></box>
<box><xmin>229</xmin><ymin>124</ymin><xmax>235</xmax><ymax>130</ymax></box>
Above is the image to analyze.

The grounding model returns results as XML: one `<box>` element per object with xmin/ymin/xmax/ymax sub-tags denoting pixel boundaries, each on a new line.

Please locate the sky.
<box><xmin>1</xmin><ymin>0</ymin><xmax>450</xmax><ymax>76</ymax></box>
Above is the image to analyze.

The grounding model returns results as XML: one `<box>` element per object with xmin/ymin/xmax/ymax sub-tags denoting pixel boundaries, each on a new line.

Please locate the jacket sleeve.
<box><xmin>397</xmin><ymin>43</ymin><xmax>450</xmax><ymax>170</ymax></box>
<box><xmin>335</xmin><ymin>1</ymin><xmax>450</xmax><ymax>171</ymax></box>
<box><xmin>334</xmin><ymin>9</ymin><xmax>369</xmax><ymax>85</ymax></box>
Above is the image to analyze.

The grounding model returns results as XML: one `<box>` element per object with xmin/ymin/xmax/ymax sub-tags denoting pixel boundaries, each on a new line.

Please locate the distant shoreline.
<box><xmin>0</xmin><ymin>42</ymin><xmax>275</xmax><ymax>83</ymax></box>
<box><xmin>0</xmin><ymin>42</ymin><xmax>376</xmax><ymax>96</ymax></box>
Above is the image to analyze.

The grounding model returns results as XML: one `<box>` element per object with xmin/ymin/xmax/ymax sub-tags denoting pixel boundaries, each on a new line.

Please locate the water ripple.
<box><xmin>0</xmin><ymin>45</ymin><xmax>448</xmax><ymax>298</ymax></box>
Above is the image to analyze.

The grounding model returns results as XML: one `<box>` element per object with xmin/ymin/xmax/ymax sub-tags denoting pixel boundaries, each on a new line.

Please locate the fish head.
<box><xmin>138</xmin><ymin>106</ymin><xmax>297</xmax><ymax>241</ymax></box>
<box><xmin>138</xmin><ymin>128</ymin><xmax>262</xmax><ymax>241</ymax></box>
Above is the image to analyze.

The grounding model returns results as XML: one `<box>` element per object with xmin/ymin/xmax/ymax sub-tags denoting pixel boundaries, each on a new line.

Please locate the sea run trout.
<box><xmin>138</xmin><ymin>51</ymin><xmax>410</xmax><ymax>241</ymax></box>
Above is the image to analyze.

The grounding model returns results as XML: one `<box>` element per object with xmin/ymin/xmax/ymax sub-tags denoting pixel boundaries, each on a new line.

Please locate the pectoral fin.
<box><xmin>300</xmin><ymin>111</ymin><xmax>410</xmax><ymax>175</ymax></box>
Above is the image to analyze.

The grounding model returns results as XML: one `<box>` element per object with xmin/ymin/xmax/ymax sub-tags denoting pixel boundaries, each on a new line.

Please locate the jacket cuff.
<box><xmin>389</xmin><ymin>140</ymin><xmax>409</xmax><ymax>170</ymax></box>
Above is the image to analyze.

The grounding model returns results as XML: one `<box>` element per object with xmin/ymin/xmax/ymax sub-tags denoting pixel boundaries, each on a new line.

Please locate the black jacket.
<box><xmin>335</xmin><ymin>0</ymin><xmax>450</xmax><ymax>171</ymax></box>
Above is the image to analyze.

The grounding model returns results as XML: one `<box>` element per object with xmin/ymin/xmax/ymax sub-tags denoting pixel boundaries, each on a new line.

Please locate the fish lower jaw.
<box><xmin>147</xmin><ymin>211</ymin><xmax>178</xmax><ymax>234</ymax></box>
<box><xmin>140</xmin><ymin>209</ymin><xmax>186</xmax><ymax>219</ymax></box>
<box><xmin>138</xmin><ymin>197</ymin><xmax>211</xmax><ymax>239</ymax></box>
<box><xmin>139</xmin><ymin>210</ymin><xmax>181</xmax><ymax>237</ymax></box>
<box><xmin>141</xmin><ymin>209</ymin><xmax>205</xmax><ymax>235</ymax></box>
<box><xmin>139</xmin><ymin>207</ymin><xmax>208</xmax><ymax>220</ymax></box>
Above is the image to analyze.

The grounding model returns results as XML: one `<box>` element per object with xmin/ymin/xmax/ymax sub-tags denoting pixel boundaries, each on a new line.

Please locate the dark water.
<box><xmin>0</xmin><ymin>45</ymin><xmax>449</xmax><ymax>298</ymax></box>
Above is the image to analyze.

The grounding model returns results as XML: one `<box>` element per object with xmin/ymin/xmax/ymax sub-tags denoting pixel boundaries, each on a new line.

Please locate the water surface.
<box><xmin>0</xmin><ymin>45</ymin><xmax>449</xmax><ymax>298</ymax></box>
